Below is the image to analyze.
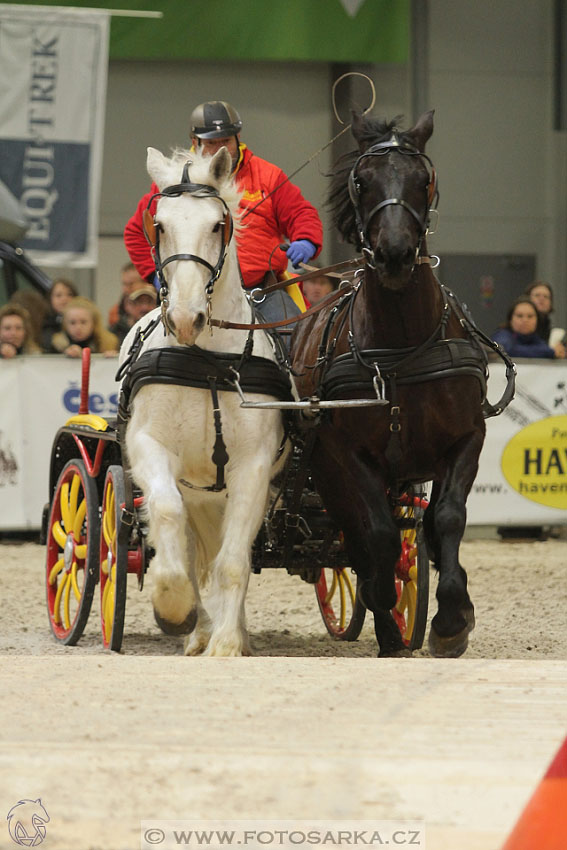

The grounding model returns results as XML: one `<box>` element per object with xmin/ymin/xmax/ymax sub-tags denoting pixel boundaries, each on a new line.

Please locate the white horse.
<box><xmin>119</xmin><ymin>146</ymin><xmax>289</xmax><ymax>656</ymax></box>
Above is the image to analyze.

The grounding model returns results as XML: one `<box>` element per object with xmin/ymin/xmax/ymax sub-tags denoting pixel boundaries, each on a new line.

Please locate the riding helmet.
<box><xmin>190</xmin><ymin>101</ymin><xmax>243</xmax><ymax>139</ymax></box>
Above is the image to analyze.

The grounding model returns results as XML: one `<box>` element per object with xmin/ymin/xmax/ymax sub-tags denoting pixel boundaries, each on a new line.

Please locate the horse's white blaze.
<box><xmin>119</xmin><ymin>146</ymin><xmax>289</xmax><ymax>657</ymax></box>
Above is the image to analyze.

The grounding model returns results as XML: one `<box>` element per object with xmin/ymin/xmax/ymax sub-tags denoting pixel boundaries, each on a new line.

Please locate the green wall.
<box><xmin>7</xmin><ymin>0</ymin><xmax>409</xmax><ymax>62</ymax></box>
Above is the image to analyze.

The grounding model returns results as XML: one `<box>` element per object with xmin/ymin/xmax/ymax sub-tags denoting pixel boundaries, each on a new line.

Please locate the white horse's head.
<box><xmin>146</xmin><ymin>145</ymin><xmax>241</xmax><ymax>346</ymax></box>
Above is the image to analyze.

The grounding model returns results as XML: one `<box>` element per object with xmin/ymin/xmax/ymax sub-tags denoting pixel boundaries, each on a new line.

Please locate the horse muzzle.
<box><xmin>167</xmin><ymin>304</ymin><xmax>206</xmax><ymax>345</ymax></box>
<box><xmin>367</xmin><ymin>240</ymin><xmax>418</xmax><ymax>290</ymax></box>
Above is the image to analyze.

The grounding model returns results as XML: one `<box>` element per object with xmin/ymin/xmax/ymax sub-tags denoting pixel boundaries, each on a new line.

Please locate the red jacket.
<box><xmin>123</xmin><ymin>145</ymin><xmax>323</xmax><ymax>288</ymax></box>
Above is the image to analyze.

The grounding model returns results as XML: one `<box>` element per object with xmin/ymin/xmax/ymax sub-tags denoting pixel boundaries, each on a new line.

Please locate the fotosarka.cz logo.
<box><xmin>6</xmin><ymin>799</ymin><xmax>50</xmax><ymax>847</ymax></box>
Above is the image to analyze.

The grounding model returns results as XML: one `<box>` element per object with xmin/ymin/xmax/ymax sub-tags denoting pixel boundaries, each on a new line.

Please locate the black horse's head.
<box><xmin>329</xmin><ymin>111</ymin><xmax>436</xmax><ymax>290</ymax></box>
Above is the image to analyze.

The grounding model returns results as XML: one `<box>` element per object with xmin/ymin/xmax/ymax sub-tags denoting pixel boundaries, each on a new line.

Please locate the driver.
<box><xmin>124</xmin><ymin>100</ymin><xmax>323</xmax><ymax>325</ymax></box>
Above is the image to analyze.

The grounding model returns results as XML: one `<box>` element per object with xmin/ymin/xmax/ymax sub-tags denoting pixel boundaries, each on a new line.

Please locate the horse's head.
<box><xmin>145</xmin><ymin>146</ymin><xmax>240</xmax><ymax>345</ymax></box>
<box><xmin>331</xmin><ymin>111</ymin><xmax>436</xmax><ymax>291</ymax></box>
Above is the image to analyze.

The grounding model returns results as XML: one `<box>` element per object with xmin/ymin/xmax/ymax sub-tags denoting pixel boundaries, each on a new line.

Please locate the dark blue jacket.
<box><xmin>491</xmin><ymin>328</ymin><xmax>555</xmax><ymax>359</ymax></box>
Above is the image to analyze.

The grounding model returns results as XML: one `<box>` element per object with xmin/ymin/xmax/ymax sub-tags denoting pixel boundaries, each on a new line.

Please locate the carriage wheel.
<box><xmin>45</xmin><ymin>459</ymin><xmax>99</xmax><ymax>645</ymax></box>
<box><xmin>392</xmin><ymin>518</ymin><xmax>429</xmax><ymax>650</ymax></box>
<box><xmin>100</xmin><ymin>465</ymin><xmax>128</xmax><ymax>652</ymax></box>
<box><xmin>316</xmin><ymin>567</ymin><xmax>366</xmax><ymax>641</ymax></box>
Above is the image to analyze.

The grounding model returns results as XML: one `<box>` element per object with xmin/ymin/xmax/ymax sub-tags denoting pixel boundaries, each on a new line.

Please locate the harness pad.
<box><xmin>121</xmin><ymin>345</ymin><xmax>293</xmax><ymax>408</ymax></box>
<box><xmin>322</xmin><ymin>338</ymin><xmax>488</xmax><ymax>400</ymax></box>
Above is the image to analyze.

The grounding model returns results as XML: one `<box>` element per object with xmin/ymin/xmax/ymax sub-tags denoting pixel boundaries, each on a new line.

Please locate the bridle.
<box><xmin>142</xmin><ymin>161</ymin><xmax>234</xmax><ymax>333</ymax></box>
<box><xmin>347</xmin><ymin>133</ymin><xmax>438</xmax><ymax>270</ymax></box>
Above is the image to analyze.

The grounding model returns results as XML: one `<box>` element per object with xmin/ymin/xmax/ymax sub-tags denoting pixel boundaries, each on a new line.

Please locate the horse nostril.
<box><xmin>403</xmin><ymin>247</ymin><xmax>415</xmax><ymax>266</ymax></box>
<box><xmin>194</xmin><ymin>312</ymin><xmax>206</xmax><ymax>332</ymax></box>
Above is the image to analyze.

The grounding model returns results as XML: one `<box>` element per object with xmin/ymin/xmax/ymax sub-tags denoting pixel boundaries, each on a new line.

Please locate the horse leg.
<box><xmin>127</xmin><ymin>430</ymin><xmax>199</xmax><ymax>633</ymax></box>
<box><xmin>312</xmin><ymin>446</ymin><xmax>409</xmax><ymax>657</ymax></box>
<box><xmin>182</xmin><ymin>501</ymin><xmax>224</xmax><ymax>657</ymax></box>
<box><xmin>201</xmin><ymin>458</ymin><xmax>274</xmax><ymax>657</ymax></box>
<box><xmin>427</xmin><ymin>432</ymin><xmax>483</xmax><ymax>657</ymax></box>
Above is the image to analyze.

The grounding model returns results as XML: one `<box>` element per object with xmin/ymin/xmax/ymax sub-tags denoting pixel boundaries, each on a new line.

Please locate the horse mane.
<box><xmin>327</xmin><ymin>114</ymin><xmax>407</xmax><ymax>246</ymax></box>
<box><xmin>168</xmin><ymin>147</ymin><xmax>243</xmax><ymax>226</ymax></box>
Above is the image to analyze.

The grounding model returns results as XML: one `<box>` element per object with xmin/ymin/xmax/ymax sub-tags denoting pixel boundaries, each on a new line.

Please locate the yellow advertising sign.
<box><xmin>501</xmin><ymin>415</ymin><xmax>567</xmax><ymax>509</ymax></box>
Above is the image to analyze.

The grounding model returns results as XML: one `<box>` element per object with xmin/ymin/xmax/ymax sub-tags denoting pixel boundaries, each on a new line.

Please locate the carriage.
<box><xmin>42</xmin><ymin>111</ymin><xmax>514</xmax><ymax>657</ymax></box>
<box><xmin>41</xmin><ymin>346</ymin><xmax>430</xmax><ymax>652</ymax></box>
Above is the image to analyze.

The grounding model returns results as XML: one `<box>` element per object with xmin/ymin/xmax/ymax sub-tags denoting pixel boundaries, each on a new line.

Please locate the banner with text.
<box><xmin>0</xmin><ymin>357</ymin><xmax>566</xmax><ymax>530</ymax></box>
<box><xmin>0</xmin><ymin>5</ymin><xmax>109</xmax><ymax>267</ymax></box>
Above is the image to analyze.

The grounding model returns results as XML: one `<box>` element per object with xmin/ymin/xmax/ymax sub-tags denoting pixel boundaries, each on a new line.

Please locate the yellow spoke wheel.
<box><xmin>100</xmin><ymin>466</ymin><xmax>128</xmax><ymax>652</ymax></box>
<box><xmin>45</xmin><ymin>459</ymin><xmax>99</xmax><ymax>644</ymax></box>
<box><xmin>392</xmin><ymin>509</ymin><xmax>429</xmax><ymax>650</ymax></box>
<box><xmin>316</xmin><ymin>566</ymin><xmax>366</xmax><ymax>641</ymax></box>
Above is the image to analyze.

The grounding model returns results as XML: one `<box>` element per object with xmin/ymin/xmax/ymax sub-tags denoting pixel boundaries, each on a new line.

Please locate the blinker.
<box><xmin>143</xmin><ymin>208</ymin><xmax>157</xmax><ymax>247</ymax></box>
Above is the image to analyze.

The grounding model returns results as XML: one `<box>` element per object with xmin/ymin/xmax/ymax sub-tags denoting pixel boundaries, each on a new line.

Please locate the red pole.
<box><xmin>79</xmin><ymin>347</ymin><xmax>91</xmax><ymax>415</ymax></box>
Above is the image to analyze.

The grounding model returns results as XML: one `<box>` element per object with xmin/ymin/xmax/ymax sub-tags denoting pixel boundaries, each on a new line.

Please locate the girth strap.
<box><xmin>179</xmin><ymin>376</ymin><xmax>230</xmax><ymax>493</ymax></box>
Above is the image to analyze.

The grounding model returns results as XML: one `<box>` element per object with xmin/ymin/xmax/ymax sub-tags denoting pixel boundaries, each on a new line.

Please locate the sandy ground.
<box><xmin>1</xmin><ymin>536</ymin><xmax>566</xmax><ymax>850</ymax></box>
<box><xmin>1</xmin><ymin>535</ymin><xmax>565</xmax><ymax>659</ymax></box>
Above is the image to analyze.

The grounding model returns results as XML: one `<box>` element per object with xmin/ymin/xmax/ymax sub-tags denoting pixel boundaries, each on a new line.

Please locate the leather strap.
<box><xmin>256</xmin><ymin>256</ymin><xmax>364</xmax><ymax>296</ymax></box>
<box><xmin>211</xmin><ymin>282</ymin><xmax>354</xmax><ymax>331</ymax></box>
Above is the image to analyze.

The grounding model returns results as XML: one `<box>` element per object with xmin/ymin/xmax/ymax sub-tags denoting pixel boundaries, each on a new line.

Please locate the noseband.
<box><xmin>142</xmin><ymin>161</ymin><xmax>234</xmax><ymax>332</ymax></box>
<box><xmin>347</xmin><ymin>134</ymin><xmax>438</xmax><ymax>269</ymax></box>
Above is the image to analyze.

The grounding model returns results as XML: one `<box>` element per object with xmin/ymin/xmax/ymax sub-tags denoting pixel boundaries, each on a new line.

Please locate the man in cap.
<box><xmin>124</xmin><ymin>100</ymin><xmax>323</xmax><ymax>324</ymax></box>
<box><xmin>108</xmin><ymin>281</ymin><xmax>157</xmax><ymax>344</ymax></box>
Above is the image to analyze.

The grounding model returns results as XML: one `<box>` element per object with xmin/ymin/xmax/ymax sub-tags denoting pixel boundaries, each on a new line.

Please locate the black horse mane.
<box><xmin>328</xmin><ymin>114</ymin><xmax>408</xmax><ymax>247</ymax></box>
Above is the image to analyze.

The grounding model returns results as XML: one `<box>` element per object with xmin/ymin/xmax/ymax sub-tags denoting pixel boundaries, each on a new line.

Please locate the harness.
<box><xmin>118</xmin><ymin>159</ymin><xmax>292</xmax><ymax>493</ymax></box>
<box><xmin>119</xmin><ymin>344</ymin><xmax>292</xmax><ymax>493</ymax></box>
<box><xmin>307</xmin><ymin>279</ymin><xmax>515</xmax><ymax>493</ymax></box>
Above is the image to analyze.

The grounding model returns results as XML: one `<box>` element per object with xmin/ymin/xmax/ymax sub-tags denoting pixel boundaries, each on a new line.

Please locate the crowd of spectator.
<box><xmin>0</xmin><ymin>262</ymin><xmax>158</xmax><ymax>359</ymax></box>
<box><xmin>491</xmin><ymin>280</ymin><xmax>566</xmax><ymax>360</ymax></box>
<box><xmin>2</xmin><ymin>264</ymin><xmax>566</xmax><ymax>363</ymax></box>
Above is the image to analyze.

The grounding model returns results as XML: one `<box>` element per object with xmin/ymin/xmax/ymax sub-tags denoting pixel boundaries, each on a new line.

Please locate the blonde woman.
<box><xmin>0</xmin><ymin>303</ymin><xmax>41</xmax><ymax>359</ymax></box>
<box><xmin>50</xmin><ymin>296</ymin><xmax>119</xmax><ymax>358</ymax></box>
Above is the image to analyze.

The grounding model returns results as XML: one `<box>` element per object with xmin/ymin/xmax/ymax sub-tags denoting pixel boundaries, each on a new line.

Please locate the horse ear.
<box><xmin>209</xmin><ymin>146</ymin><xmax>232</xmax><ymax>184</ymax></box>
<box><xmin>407</xmin><ymin>110</ymin><xmax>434</xmax><ymax>152</ymax></box>
<box><xmin>146</xmin><ymin>147</ymin><xmax>170</xmax><ymax>189</ymax></box>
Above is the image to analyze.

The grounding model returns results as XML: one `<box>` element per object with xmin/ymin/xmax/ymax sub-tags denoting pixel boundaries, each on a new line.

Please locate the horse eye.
<box><xmin>212</xmin><ymin>221</ymin><xmax>221</xmax><ymax>233</ymax></box>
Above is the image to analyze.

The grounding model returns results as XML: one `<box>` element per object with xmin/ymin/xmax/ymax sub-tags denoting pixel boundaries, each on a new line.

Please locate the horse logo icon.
<box><xmin>6</xmin><ymin>799</ymin><xmax>50</xmax><ymax>846</ymax></box>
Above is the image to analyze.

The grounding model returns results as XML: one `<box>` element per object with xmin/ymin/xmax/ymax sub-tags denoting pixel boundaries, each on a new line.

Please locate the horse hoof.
<box><xmin>428</xmin><ymin>625</ymin><xmax>469</xmax><ymax>658</ymax></box>
<box><xmin>154</xmin><ymin>606</ymin><xmax>198</xmax><ymax>636</ymax></box>
<box><xmin>378</xmin><ymin>647</ymin><xmax>413</xmax><ymax>658</ymax></box>
<box><xmin>462</xmin><ymin>605</ymin><xmax>476</xmax><ymax>632</ymax></box>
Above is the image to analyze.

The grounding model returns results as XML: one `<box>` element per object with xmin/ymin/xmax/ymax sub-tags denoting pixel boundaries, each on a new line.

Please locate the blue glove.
<box><xmin>286</xmin><ymin>239</ymin><xmax>316</xmax><ymax>268</ymax></box>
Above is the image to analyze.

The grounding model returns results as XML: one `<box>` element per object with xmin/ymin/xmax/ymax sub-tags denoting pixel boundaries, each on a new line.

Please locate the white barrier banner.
<box><xmin>468</xmin><ymin>361</ymin><xmax>567</xmax><ymax>524</ymax></box>
<box><xmin>0</xmin><ymin>5</ymin><xmax>109</xmax><ymax>266</ymax></box>
<box><xmin>0</xmin><ymin>357</ymin><xmax>566</xmax><ymax>531</ymax></box>
<box><xmin>0</xmin><ymin>355</ymin><xmax>118</xmax><ymax>530</ymax></box>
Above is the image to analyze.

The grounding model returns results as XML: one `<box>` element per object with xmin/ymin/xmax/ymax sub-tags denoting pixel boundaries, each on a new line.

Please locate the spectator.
<box><xmin>50</xmin><ymin>296</ymin><xmax>119</xmax><ymax>358</ymax></box>
<box><xmin>107</xmin><ymin>262</ymin><xmax>146</xmax><ymax>328</ymax></box>
<box><xmin>302</xmin><ymin>272</ymin><xmax>336</xmax><ymax>306</ymax></box>
<box><xmin>11</xmin><ymin>289</ymin><xmax>49</xmax><ymax>350</ymax></box>
<box><xmin>41</xmin><ymin>278</ymin><xmax>79</xmax><ymax>352</ymax></box>
<box><xmin>493</xmin><ymin>297</ymin><xmax>562</xmax><ymax>542</ymax></box>
<box><xmin>0</xmin><ymin>303</ymin><xmax>40</xmax><ymax>358</ymax></box>
<box><xmin>124</xmin><ymin>100</ymin><xmax>323</xmax><ymax>325</ymax></box>
<box><xmin>109</xmin><ymin>282</ymin><xmax>157</xmax><ymax>344</ymax></box>
<box><xmin>524</xmin><ymin>280</ymin><xmax>566</xmax><ymax>354</ymax></box>
<box><xmin>491</xmin><ymin>297</ymin><xmax>565</xmax><ymax>359</ymax></box>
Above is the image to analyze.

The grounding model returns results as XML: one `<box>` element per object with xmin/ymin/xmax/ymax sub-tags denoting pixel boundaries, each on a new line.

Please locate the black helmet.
<box><xmin>190</xmin><ymin>101</ymin><xmax>242</xmax><ymax>139</ymax></box>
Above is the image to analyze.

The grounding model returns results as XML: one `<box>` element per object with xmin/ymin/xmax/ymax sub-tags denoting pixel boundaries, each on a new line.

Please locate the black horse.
<box><xmin>291</xmin><ymin>110</ymin><xmax>488</xmax><ymax>657</ymax></box>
